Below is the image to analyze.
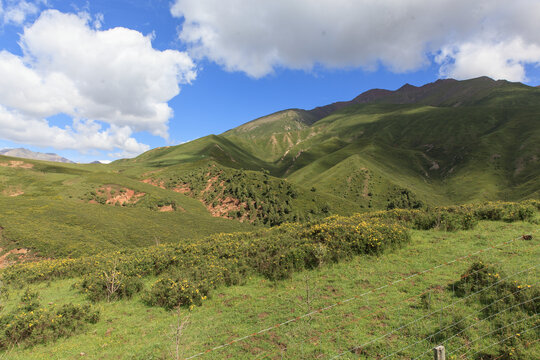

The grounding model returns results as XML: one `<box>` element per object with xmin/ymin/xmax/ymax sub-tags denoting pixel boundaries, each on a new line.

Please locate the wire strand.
<box><xmin>450</xmin><ymin>313</ymin><xmax>539</xmax><ymax>358</ymax></box>
<box><xmin>183</xmin><ymin>233</ymin><xmax>532</xmax><ymax>359</ymax></box>
<box><xmin>327</xmin><ymin>266</ymin><xmax>537</xmax><ymax>359</ymax></box>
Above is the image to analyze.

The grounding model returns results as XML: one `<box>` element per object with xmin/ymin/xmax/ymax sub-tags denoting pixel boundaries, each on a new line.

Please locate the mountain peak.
<box><xmin>398</xmin><ymin>83</ymin><xmax>418</xmax><ymax>91</ymax></box>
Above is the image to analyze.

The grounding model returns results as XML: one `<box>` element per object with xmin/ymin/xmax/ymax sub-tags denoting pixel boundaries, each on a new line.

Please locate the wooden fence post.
<box><xmin>433</xmin><ymin>345</ymin><xmax>445</xmax><ymax>360</ymax></box>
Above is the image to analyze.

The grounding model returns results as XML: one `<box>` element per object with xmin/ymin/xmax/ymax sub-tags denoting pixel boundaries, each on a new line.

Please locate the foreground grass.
<box><xmin>1</xmin><ymin>219</ymin><xmax>538</xmax><ymax>359</ymax></box>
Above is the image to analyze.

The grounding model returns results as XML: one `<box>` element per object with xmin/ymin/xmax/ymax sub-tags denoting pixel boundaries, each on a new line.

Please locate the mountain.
<box><xmin>0</xmin><ymin>148</ymin><xmax>74</xmax><ymax>163</ymax></box>
<box><xmin>1</xmin><ymin>76</ymin><xmax>539</xmax><ymax>259</ymax></box>
<box><xmin>122</xmin><ymin>76</ymin><xmax>540</xmax><ymax>208</ymax></box>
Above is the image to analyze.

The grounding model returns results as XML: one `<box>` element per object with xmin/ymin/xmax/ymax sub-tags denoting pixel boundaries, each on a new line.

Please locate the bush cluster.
<box><xmin>368</xmin><ymin>201</ymin><xmax>536</xmax><ymax>231</ymax></box>
<box><xmin>142</xmin><ymin>216</ymin><xmax>410</xmax><ymax>308</ymax></box>
<box><xmin>76</xmin><ymin>270</ymin><xmax>143</xmax><ymax>302</ymax></box>
<box><xmin>452</xmin><ymin>262</ymin><xmax>539</xmax><ymax>317</ymax></box>
<box><xmin>143</xmin><ymin>278</ymin><xmax>209</xmax><ymax>310</ymax></box>
<box><xmin>1</xmin><ymin>201</ymin><xmax>536</xmax><ymax>310</ymax></box>
<box><xmin>367</xmin><ymin>208</ymin><xmax>477</xmax><ymax>231</ymax></box>
<box><xmin>446</xmin><ymin>262</ymin><xmax>540</xmax><ymax>359</ymax></box>
<box><xmin>0</xmin><ymin>289</ymin><xmax>99</xmax><ymax>349</ymax></box>
<box><xmin>144</xmin><ymin>163</ymin><xmax>328</xmax><ymax>225</ymax></box>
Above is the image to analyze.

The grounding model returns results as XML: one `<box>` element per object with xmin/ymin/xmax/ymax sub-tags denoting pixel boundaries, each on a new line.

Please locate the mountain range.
<box><xmin>0</xmin><ymin>76</ymin><xmax>539</xmax><ymax>258</ymax></box>
<box><xmin>122</xmin><ymin>76</ymin><xmax>540</xmax><ymax>207</ymax></box>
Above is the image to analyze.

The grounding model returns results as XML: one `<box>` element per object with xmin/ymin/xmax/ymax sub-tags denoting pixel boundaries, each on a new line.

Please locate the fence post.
<box><xmin>433</xmin><ymin>345</ymin><xmax>445</xmax><ymax>360</ymax></box>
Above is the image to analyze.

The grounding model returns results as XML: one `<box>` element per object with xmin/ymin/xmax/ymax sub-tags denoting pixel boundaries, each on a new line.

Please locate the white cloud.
<box><xmin>171</xmin><ymin>0</ymin><xmax>540</xmax><ymax>81</ymax></box>
<box><xmin>1</xmin><ymin>0</ymin><xmax>41</xmax><ymax>25</ymax></box>
<box><xmin>0</xmin><ymin>106</ymin><xmax>150</xmax><ymax>155</ymax></box>
<box><xmin>437</xmin><ymin>38</ymin><xmax>540</xmax><ymax>82</ymax></box>
<box><xmin>0</xmin><ymin>10</ymin><xmax>196</xmax><ymax>157</ymax></box>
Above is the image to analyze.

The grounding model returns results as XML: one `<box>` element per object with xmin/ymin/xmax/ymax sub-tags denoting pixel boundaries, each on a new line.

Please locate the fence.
<box><xmin>179</xmin><ymin>231</ymin><xmax>538</xmax><ymax>359</ymax></box>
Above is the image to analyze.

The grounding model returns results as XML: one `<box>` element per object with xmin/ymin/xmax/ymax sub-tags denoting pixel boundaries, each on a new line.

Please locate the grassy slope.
<box><xmin>2</xmin><ymin>77</ymin><xmax>539</xmax><ymax>256</ymax></box>
<box><xmin>1</xmin><ymin>219</ymin><xmax>537</xmax><ymax>359</ymax></box>
<box><xmin>0</xmin><ymin>156</ymin><xmax>252</xmax><ymax>257</ymax></box>
<box><xmin>106</xmin><ymin>78</ymin><xmax>540</xmax><ymax>217</ymax></box>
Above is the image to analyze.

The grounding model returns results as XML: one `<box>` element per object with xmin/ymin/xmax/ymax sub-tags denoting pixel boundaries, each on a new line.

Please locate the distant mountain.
<box><xmin>0</xmin><ymin>148</ymin><xmax>74</xmax><ymax>163</ymax></box>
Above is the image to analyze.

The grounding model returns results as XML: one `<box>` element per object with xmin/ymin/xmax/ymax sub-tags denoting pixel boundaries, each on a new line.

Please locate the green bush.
<box><xmin>143</xmin><ymin>278</ymin><xmax>208</xmax><ymax>310</ymax></box>
<box><xmin>77</xmin><ymin>270</ymin><xmax>143</xmax><ymax>302</ymax></box>
<box><xmin>18</xmin><ymin>288</ymin><xmax>40</xmax><ymax>312</ymax></box>
<box><xmin>452</xmin><ymin>262</ymin><xmax>540</xmax><ymax>317</ymax></box>
<box><xmin>0</xmin><ymin>291</ymin><xmax>99</xmax><ymax>349</ymax></box>
<box><xmin>449</xmin><ymin>262</ymin><xmax>539</xmax><ymax>360</ymax></box>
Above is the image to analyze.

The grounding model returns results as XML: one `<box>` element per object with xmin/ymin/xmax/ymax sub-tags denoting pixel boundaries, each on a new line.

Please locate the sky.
<box><xmin>0</xmin><ymin>0</ymin><xmax>540</xmax><ymax>163</ymax></box>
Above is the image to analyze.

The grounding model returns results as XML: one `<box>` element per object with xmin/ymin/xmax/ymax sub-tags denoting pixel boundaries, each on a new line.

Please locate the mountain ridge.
<box><xmin>120</xmin><ymin>76</ymin><xmax>539</xmax><ymax>210</ymax></box>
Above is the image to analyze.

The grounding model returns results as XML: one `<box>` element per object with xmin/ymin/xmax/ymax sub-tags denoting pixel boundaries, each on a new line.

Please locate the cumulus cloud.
<box><xmin>0</xmin><ymin>10</ymin><xmax>196</xmax><ymax>157</ymax></box>
<box><xmin>171</xmin><ymin>0</ymin><xmax>540</xmax><ymax>81</ymax></box>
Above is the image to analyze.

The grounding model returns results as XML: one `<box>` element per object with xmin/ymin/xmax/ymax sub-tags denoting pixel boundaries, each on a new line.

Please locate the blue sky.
<box><xmin>1</xmin><ymin>0</ymin><xmax>539</xmax><ymax>163</ymax></box>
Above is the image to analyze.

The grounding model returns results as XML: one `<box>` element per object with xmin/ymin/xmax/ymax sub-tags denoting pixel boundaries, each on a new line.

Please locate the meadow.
<box><xmin>0</xmin><ymin>201</ymin><xmax>538</xmax><ymax>359</ymax></box>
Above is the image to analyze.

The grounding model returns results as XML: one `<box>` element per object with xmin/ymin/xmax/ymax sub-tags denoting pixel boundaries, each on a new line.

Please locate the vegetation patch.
<box><xmin>0</xmin><ymin>289</ymin><xmax>99</xmax><ymax>350</ymax></box>
<box><xmin>142</xmin><ymin>163</ymin><xmax>334</xmax><ymax>225</ymax></box>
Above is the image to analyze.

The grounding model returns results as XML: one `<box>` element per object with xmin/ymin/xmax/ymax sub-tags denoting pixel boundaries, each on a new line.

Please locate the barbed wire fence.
<box><xmin>180</xmin><ymin>232</ymin><xmax>538</xmax><ymax>359</ymax></box>
<box><xmin>327</xmin><ymin>266</ymin><xmax>538</xmax><ymax>359</ymax></box>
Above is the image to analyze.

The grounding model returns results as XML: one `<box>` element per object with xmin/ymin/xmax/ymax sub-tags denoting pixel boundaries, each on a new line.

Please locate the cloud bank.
<box><xmin>172</xmin><ymin>0</ymin><xmax>540</xmax><ymax>81</ymax></box>
<box><xmin>0</xmin><ymin>10</ymin><xmax>196</xmax><ymax>157</ymax></box>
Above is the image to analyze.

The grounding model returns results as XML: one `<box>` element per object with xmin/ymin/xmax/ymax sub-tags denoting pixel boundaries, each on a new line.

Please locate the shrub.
<box><xmin>143</xmin><ymin>278</ymin><xmax>208</xmax><ymax>310</ymax></box>
<box><xmin>0</xmin><ymin>291</ymin><xmax>99</xmax><ymax>349</ymax></box>
<box><xmin>77</xmin><ymin>270</ymin><xmax>143</xmax><ymax>302</ymax></box>
<box><xmin>18</xmin><ymin>288</ymin><xmax>40</xmax><ymax>312</ymax></box>
<box><xmin>452</xmin><ymin>262</ymin><xmax>540</xmax><ymax>317</ymax></box>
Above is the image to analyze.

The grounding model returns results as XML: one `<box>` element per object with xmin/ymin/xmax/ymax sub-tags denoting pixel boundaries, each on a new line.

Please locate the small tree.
<box><xmin>170</xmin><ymin>307</ymin><xmax>190</xmax><ymax>360</ymax></box>
<box><xmin>103</xmin><ymin>260</ymin><xmax>122</xmax><ymax>302</ymax></box>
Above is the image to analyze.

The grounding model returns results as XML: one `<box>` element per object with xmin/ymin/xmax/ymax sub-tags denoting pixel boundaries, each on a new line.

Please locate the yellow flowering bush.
<box><xmin>0</xmin><ymin>291</ymin><xmax>99</xmax><ymax>349</ymax></box>
<box><xmin>143</xmin><ymin>278</ymin><xmax>209</xmax><ymax>310</ymax></box>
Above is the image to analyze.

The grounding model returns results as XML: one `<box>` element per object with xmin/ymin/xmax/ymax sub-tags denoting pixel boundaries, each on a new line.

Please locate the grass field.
<box><xmin>1</xmin><ymin>217</ymin><xmax>537</xmax><ymax>359</ymax></box>
<box><xmin>1</xmin><ymin>77</ymin><xmax>539</xmax><ymax>359</ymax></box>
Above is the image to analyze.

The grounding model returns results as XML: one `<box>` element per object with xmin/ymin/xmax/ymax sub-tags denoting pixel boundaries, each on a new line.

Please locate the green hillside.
<box><xmin>1</xmin><ymin>76</ymin><xmax>539</xmax><ymax>359</ymax></box>
<box><xmin>0</xmin><ymin>156</ymin><xmax>252</xmax><ymax>258</ymax></box>
<box><xmin>120</xmin><ymin>77</ymin><xmax>540</xmax><ymax>210</ymax></box>
<box><xmin>0</xmin><ymin>78</ymin><xmax>540</xmax><ymax>262</ymax></box>
<box><xmin>2</xmin><ymin>77</ymin><xmax>539</xmax><ymax>260</ymax></box>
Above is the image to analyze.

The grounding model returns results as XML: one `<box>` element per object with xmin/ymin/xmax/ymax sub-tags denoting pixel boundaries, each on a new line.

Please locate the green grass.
<box><xmin>1</xmin><ymin>219</ymin><xmax>538</xmax><ymax>359</ymax></box>
<box><xmin>0</xmin><ymin>156</ymin><xmax>252</xmax><ymax>257</ymax></box>
<box><xmin>2</xmin><ymin>78</ymin><xmax>539</xmax><ymax>259</ymax></box>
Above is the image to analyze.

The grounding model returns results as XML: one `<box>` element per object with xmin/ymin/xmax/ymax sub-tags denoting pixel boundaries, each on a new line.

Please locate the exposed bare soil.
<box><xmin>2</xmin><ymin>186</ymin><xmax>24</xmax><ymax>197</ymax></box>
<box><xmin>96</xmin><ymin>186</ymin><xmax>145</xmax><ymax>206</ymax></box>
<box><xmin>0</xmin><ymin>247</ymin><xmax>30</xmax><ymax>269</ymax></box>
<box><xmin>142</xmin><ymin>178</ymin><xmax>166</xmax><ymax>189</ymax></box>
<box><xmin>0</xmin><ymin>160</ymin><xmax>34</xmax><ymax>169</ymax></box>
<box><xmin>158</xmin><ymin>205</ymin><xmax>174</xmax><ymax>212</ymax></box>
